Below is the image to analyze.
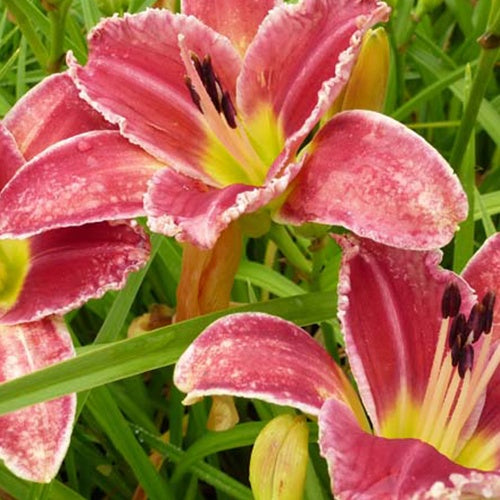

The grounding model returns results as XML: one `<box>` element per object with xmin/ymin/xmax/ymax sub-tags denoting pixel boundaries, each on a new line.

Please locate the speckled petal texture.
<box><xmin>1</xmin><ymin>222</ymin><xmax>150</xmax><ymax>325</ymax></box>
<box><xmin>145</xmin><ymin>158</ymin><xmax>303</xmax><ymax>248</ymax></box>
<box><xmin>335</xmin><ymin>235</ymin><xmax>475</xmax><ymax>433</ymax></box>
<box><xmin>69</xmin><ymin>10</ymin><xmax>241</xmax><ymax>183</ymax></box>
<box><xmin>278</xmin><ymin>110</ymin><xmax>468</xmax><ymax>250</ymax></box>
<box><xmin>174</xmin><ymin>312</ymin><xmax>348</xmax><ymax>416</ymax></box>
<box><xmin>3</xmin><ymin>72</ymin><xmax>113</xmax><ymax>161</ymax></box>
<box><xmin>318</xmin><ymin>398</ymin><xmax>488</xmax><ymax>500</ymax></box>
<box><xmin>0</xmin><ymin>319</ymin><xmax>76</xmax><ymax>482</ymax></box>
<box><xmin>182</xmin><ymin>0</ymin><xmax>279</xmax><ymax>54</ymax></box>
<box><xmin>0</xmin><ymin>130</ymin><xmax>161</xmax><ymax>239</ymax></box>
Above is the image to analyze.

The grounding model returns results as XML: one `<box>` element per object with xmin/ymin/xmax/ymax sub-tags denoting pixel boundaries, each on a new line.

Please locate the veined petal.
<box><xmin>0</xmin><ymin>319</ymin><xmax>76</xmax><ymax>483</ymax></box>
<box><xmin>462</xmin><ymin>233</ymin><xmax>500</xmax><ymax>329</ymax></box>
<box><xmin>174</xmin><ymin>313</ymin><xmax>355</xmax><ymax>417</ymax></box>
<box><xmin>0</xmin><ymin>130</ymin><xmax>161</xmax><ymax>239</ymax></box>
<box><xmin>1</xmin><ymin>222</ymin><xmax>150</xmax><ymax>325</ymax></box>
<box><xmin>318</xmin><ymin>398</ymin><xmax>483</xmax><ymax>500</ymax></box>
<box><xmin>335</xmin><ymin>235</ymin><xmax>475</xmax><ymax>434</ymax></box>
<box><xmin>145</xmin><ymin>159</ymin><xmax>302</xmax><ymax>249</ymax></box>
<box><xmin>0</xmin><ymin>124</ymin><xmax>24</xmax><ymax>191</ymax></box>
<box><xmin>3</xmin><ymin>72</ymin><xmax>113</xmax><ymax>161</ymax></box>
<box><xmin>182</xmin><ymin>0</ymin><xmax>279</xmax><ymax>55</ymax></box>
<box><xmin>69</xmin><ymin>10</ymin><xmax>241</xmax><ymax>184</ymax></box>
<box><xmin>238</xmin><ymin>0</ymin><xmax>390</xmax><ymax>141</ymax></box>
<box><xmin>277</xmin><ymin>111</ymin><xmax>468</xmax><ymax>250</ymax></box>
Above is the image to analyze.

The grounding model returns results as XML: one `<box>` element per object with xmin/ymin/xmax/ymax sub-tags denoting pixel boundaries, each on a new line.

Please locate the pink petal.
<box><xmin>145</xmin><ymin>159</ymin><xmax>303</xmax><ymax>249</ymax></box>
<box><xmin>68</xmin><ymin>10</ymin><xmax>241</xmax><ymax>183</ymax></box>
<box><xmin>182</xmin><ymin>0</ymin><xmax>279</xmax><ymax>55</ymax></box>
<box><xmin>462</xmin><ymin>233</ymin><xmax>500</xmax><ymax>329</ymax></box>
<box><xmin>3</xmin><ymin>72</ymin><xmax>113</xmax><ymax>161</ymax></box>
<box><xmin>1</xmin><ymin>222</ymin><xmax>150</xmax><ymax>325</ymax></box>
<box><xmin>238</xmin><ymin>0</ymin><xmax>390</xmax><ymax>140</ymax></box>
<box><xmin>0</xmin><ymin>319</ymin><xmax>76</xmax><ymax>482</ymax></box>
<box><xmin>174</xmin><ymin>312</ymin><xmax>351</xmax><ymax>416</ymax></box>
<box><xmin>318</xmin><ymin>398</ymin><xmax>485</xmax><ymax>500</ymax></box>
<box><xmin>277</xmin><ymin>110</ymin><xmax>468</xmax><ymax>250</ymax></box>
<box><xmin>0</xmin><ymin>124</ymin><xmax>24</xmax><ymax>191</ymax></box>
<box><xmin>0</xmin><ymin>130</ymin><xmax>161</xmax><ymax>238</ymax></box>
<box><xmin>335</xmin><ymin>235</ymin><xmax>475</xmax><ymax>433</ymax></box>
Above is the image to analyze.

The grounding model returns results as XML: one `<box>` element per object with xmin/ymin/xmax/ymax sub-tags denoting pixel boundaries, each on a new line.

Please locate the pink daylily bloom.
<box><xmin>0</xmin><ymin>73</ymin><xmax>151</xmax><ymax>324</ymax></box>
<box><xmin>174</xmin><ymin>233</ymin><xmax>500</xmax><ymax>498</ymax></box>
<box><xmin>0</xmin><ymin>0</ymin><xmax>467</xmax><ymax>250</ymax></box>
<box><xmin>0</xmin><ymin>318</ymin><xmax>76</xmax><ymax>483</ymax></box>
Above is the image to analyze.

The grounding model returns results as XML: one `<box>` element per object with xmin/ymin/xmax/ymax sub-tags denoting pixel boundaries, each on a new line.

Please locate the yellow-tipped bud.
<box><xmin>341</xmin><ymin>27</ymin><xmax>390</xmax><ymax>112</ymax></box>
<box><xmin>0</xmin><ymin>239</ymin><xmax>30</xmax><ymax>309</ymax></box>
<box><xmin>206</xmin><ymin>395</ymin><xmax>240</xmax><ymax>431</ymax></box>
<box><xmin>249</xmin><ymin>414</ymin><xmax>309</xmax><ymax>500</ymax></box>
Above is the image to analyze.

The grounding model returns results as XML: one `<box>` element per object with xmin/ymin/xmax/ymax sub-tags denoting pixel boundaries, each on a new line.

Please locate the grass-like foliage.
<box><xmin>0</xmin><ymin>0</ymin><xmax>498</xmax><ymax>498</ymax></box>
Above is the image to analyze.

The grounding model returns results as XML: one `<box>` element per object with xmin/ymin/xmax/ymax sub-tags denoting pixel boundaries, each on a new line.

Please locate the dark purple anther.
<box><xmin>448</xmin><ymin>313</ymin><xmax>467</xmax><ymax>349</ymax></box>
<box><xmin>190</xmin><ymin>53</ymin><xmax>204</xmax><ymax>81</ymax></box>
<box><xmin>221</xmin><ymin>91</ymin><xmax>237</xmax><ymax>129</ymax></box>
<box><xmin>202</xmin><ymin>55</ymin><xmax>222</xmax><ymax>112</ymax></box>
<box><xmin>184</xmin><ymin>76</ymin><xmax>203</xmax><ymax>113</ymax></box>
<box><xmin>442</xmin><ymin>282</ymin><xmax>461</xmax><ymax>318</ymax></box>
<box><xmin>467</xmin><ymin>303</ymin><xmax>485</xmax><ymax>343</ymax></box>
<box><xmin>458</xmin><ymin>344</ymin><xmax>474</xmax><ymax>379</ymax></box>
<box><xmin>482</xmin><ymin>291</ymin><xmax>496</xmax><ymax>334</ymax></box>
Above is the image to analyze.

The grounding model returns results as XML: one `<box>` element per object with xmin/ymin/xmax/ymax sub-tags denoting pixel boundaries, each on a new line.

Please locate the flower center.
<box><xmin>178</xmin><ymin>36</ymin><xmax>268</xmax><ymax>187</ymax></box>
<box><xmin>415</xmin><ymin>282</ymin><xmax>498</xmax><ymax>467</ymax></box>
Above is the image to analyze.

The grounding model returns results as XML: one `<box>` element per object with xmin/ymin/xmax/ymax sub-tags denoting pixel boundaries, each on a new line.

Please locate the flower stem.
<box><xmin>268</xmin><ymin>224</ymin><xmax>312</xmax><ymax>276</ymax></box>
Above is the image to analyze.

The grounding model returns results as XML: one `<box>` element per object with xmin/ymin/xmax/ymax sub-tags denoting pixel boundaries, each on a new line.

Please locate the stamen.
<box><xmin>178</xmin><ymin>36</ymin><xmax>267</xmax><ymax>185</ymax></box>
<box><xmin>184</xmin><ymin>76</ymin><xmax>203</xmax><ymax>113</ymax></box>
<box><xmin>202</xmin><ymin>55</ymin><xmax>222</xmax><ymax>113</ymax></box>
<box><xmin>482</xmin><ymin>291</ymin><xmax>496</xmax><ymax>334</ymax></box>
<box><xmin>221</xmin><ymin>91</ymin><xmax>237</xmax><ymax>129</ymax></box>
<box><xmin>442</xmin><ymin>282</ymin><xmax>461</xmax><ymax>318</ymax></box>
<box><xmin>457</xmin><ymin>344</ymin><xmax>474</xmax><ymax>378</ymax></box>
<box><xmin>448</xmin><ymin>313</ymin><xmax>467</xmax><ymax>348</ymax></box>
<box><xmin>467</xmin><ymin>303</ymin><xmax>485</xmax><ymax>342</ymax></box>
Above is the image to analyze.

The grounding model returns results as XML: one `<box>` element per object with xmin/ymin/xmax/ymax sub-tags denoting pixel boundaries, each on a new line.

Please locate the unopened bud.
<box><xmin>206</xmin><ymin>395</ymin><xmax>240</xmax><ymax>431</ymax></box>
<box><xmin>250</xmin><ymin>414</ymin><xmax>309</xmax><ymax>500</ymax></box>
<box><xmin>127</xmin><ymin>304</ymin><xmax>173</xmax><ymax>338</ymax></box>
<box><xmin>340</xmin><ymin>27</ymin><xmax>390</xmax><ymax>112</ymax></box>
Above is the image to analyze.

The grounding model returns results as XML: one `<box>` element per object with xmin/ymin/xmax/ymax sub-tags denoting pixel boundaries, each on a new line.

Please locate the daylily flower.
<box><xmin>0</xmin><ymin>73</ymin><xmax>151</xmax><ymax>482</ymax></box>
<box><xmin>0</xmin><ymin>0</ymin><xmax>467</xmax><ymax>251</ymax></box>
<box><xmin>0</xmin><ymin>72</ymin><xmax>151</xmax><ymax>324</ymax></box>
<box><xmin>174</xmin><ymin>233</ymin><xmax>500</xmax><ymax>499</ymax></box>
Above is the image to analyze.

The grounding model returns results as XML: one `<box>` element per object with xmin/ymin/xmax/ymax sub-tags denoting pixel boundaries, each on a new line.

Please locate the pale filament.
<box><xmin>417</xmin><ymin>295</ymin><xmax>498</xmax><ymax>461</ymax></box>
